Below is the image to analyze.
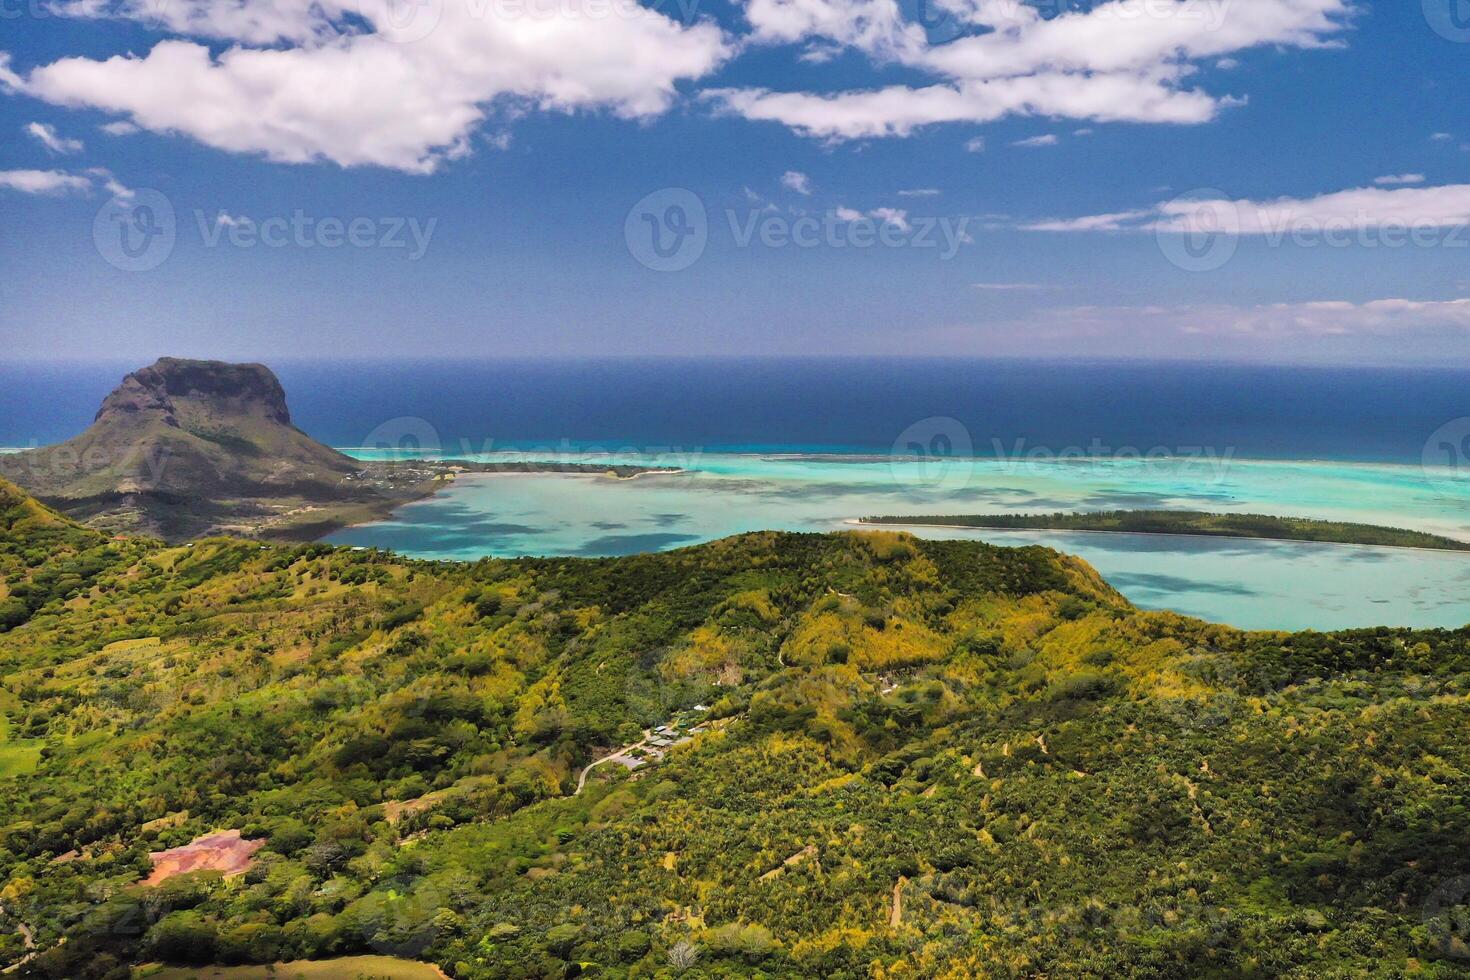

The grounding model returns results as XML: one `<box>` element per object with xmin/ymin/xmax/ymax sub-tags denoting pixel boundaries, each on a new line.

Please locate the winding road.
<box><xmin>573</xmin><ymin>731</ymin><xmax>650</xmax><ymax>796</ymax></box>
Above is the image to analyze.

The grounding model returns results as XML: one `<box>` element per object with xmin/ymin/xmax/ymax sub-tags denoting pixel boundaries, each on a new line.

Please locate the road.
<box><xmin>573</xmin><ymin>731</ymin><xmax>649</xmax><ymax>796</ymax></box>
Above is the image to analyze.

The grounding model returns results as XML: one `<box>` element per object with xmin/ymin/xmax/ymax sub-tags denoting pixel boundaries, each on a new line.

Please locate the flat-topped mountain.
<box><xmin>20</xmin><ymin>357</ymin><xmax>359</xmax><ymax>495</ymax></box>
<box><xmin>0</xmin><ymin>358</ymin><xmax>428</xmax><ymax>541</ymax></box>
<box><xmin>98</xmin><ymin>358</ymin><xmax>292</xmax><ymax>425</ymax></box>
<box><xmin>0</xmin><ymin>358</ymin><xmax>683</xmax><ymax>543</ymax></box>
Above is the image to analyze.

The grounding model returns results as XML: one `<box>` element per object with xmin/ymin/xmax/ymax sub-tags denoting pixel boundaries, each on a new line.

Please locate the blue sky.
<box><xmin>1</xmin><ymin>0</ymin><xmax>1468</xmax><ymax>363</ymax></box>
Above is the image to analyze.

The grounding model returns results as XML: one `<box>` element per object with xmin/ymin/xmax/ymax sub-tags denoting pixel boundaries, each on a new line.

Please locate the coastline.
<box><xmin>304</xmin><ymin>465</ymin><xmax>686</xmax><ymax>538</ymax></box>
<box><xmin>4</xmin><ymin>442</ymin><xmax>1466</xmax><ymax>477</ymax></box>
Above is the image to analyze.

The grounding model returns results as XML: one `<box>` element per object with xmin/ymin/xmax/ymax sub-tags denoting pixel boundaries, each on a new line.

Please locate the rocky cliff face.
<box><xmin>93</xmin><ymin>359</ymin><xmax>294</xmax><ymax>428</ymax></box>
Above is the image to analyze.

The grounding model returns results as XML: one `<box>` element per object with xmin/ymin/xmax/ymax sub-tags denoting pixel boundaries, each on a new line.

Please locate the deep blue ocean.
<box><xmin>3</xmin><ymin>358</ymin><xmax>1468</xmax><ymax>463</ymax></box>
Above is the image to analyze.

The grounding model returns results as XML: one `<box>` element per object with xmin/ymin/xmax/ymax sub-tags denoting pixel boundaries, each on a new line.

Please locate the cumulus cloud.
<box><xmin>26</xmin><ymin>122</ymin><xmax>84</xmax><ymax>154</ymax></box>
<box><xmin>1374</xmin><ymin>173</ymin><xmax>1425</xmax><ymax>186</ymax></box>
<box><xmin>0</xmin><ymin>169</ymin><xmax>94</xmax><ymax>195</ymax></box>
<box><xmin>5</xmin><ymin>0</ymin><xmax>730</xmax><ymax>172</ymax></box>
<box><xmin>1024</xmin><ymin>182</ymin><xmax>1470</xmax><ymax>235</ymax></box>
<box><xmin>897</xmin><ymin>187</ymin><xmax>940</xmax><ymax>197</ymax></box>
<box><xmin>743</xmin><ymin>0</ymin><xmax>920</xmax><ymax>58</ymax></box>
<box><xmin>708</xmin><ymin>71</ymin><xmax>1222</xmax><ymax>140</ymax></box>
<box><xmin>713</xmin><ymin>0</ymin><xmax>1349</xmax><ymax>141</ymax></box>
<box><xmin>1011</xmin><ymin>133</ymin><xmax>1058</xmax><ymax>147</ymax></box>
<box><xmin>781</xmin><ymin>169</ymin><xmax>813</xmax><ymax>194</ymax></box>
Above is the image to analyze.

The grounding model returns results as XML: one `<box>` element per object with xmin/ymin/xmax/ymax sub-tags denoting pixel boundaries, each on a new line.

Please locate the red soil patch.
<box><xmin>143</xmin><ymin>830</ymin><xmax>265</xmax><ymax>886</ymax></box>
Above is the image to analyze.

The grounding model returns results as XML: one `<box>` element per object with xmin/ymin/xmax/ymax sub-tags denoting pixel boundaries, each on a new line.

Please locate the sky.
<box><xmin>0</xmin><ymin>0</ymin><xmax>1468</xmax><ymax>364</ymax></box>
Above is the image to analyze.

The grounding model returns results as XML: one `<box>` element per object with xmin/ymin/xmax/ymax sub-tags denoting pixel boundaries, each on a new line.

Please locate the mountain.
<box><xmin>2</xmin><ymin>484</ymin><xmax>1469</xmax><ymax>977</ymax></box>
<box><xmin>0</xmin><ymin>358</ymin><xmax>437</xmax><ymax>541</ymax></box>
<box><xmin>0</xmin><ymin>358</ymin><xmax>687</xmax><ymax>544</ymax></box>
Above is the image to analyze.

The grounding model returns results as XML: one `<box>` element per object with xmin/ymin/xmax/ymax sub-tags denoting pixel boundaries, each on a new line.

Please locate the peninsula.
<box><xmin>857</xmin><ymin>510</ymin><xmax>1470</xmax><ymax>552</ymax></box>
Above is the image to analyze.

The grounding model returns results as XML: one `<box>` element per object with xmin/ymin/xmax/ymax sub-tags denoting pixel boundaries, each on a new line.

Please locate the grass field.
<box><xmin>0</xmin><ymin>743</ymin><xmax>42</xmax><ymax>777</ymax></box>
<box><xmin>136</xmin><ymin>956</ymin><xmax>448</xmax><ymax>979</ymax></box>
<box><xmin>0</xmin><ymin>716</ymin><xmax>41</xmax><ymax>777</ymax></box>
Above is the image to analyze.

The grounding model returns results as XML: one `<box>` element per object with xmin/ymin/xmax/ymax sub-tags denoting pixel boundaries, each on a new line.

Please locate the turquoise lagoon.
<box><xmin>326</xmin><ymin>451</ymin><xmax>1470</xmax><ymax>632</ymax></box>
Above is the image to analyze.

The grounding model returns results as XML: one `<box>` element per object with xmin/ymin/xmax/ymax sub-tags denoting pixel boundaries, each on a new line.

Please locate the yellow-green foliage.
<box><xmin>2</xmin><ymin>486</ymin><xmax>1470</xmax><ymax>979</ymax></box>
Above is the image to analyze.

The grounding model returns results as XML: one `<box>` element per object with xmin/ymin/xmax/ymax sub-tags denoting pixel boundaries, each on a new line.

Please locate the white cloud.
<box><xmin>1024</xmin><ymin>182</ymin><xmax>1470</xmax><ymax>234</ymax></box>
<box><xmin>743</xmin><ymin>0</ymin><xmax>920</xmax><ymax>59</ymax></box>
<box><xmin>1072</xmin><ymin>127</ymin><xmax>1093</xmax><ymax>136</ymax></box>
<box><xmin>781</xmin><ymin>169</ymin><xmax>813</xmax><ymax>194</ymax></box>
<box><xmin>831</xmin><ymin>205</ymin><xmax>909</xmax><ymax>228</ymax></box>
<box><xmin>897</xmin><ymin>187</ymin><xmax>939</xmax><ymax>197</ymax></box>
<box><xmin>868</xmin><ymin>206</ymin><xmax>909</xmax><ymax>230</ymax></box>
<box><xmin>6</xmin><ymin>0</ymin><xmax>731</xmax><ymax>172</ymax></box>
<box><xmin>85</xmin><ymin>167</ymin><xmax>133</xmax><ymax>200</ymax></box>
<box><xmin>1431</xmin><ymin>132</ymin><xmax>1454</xmax><ymax>142</ymax></box>
<box><xmin>100</xmin><ymin>120</ymin><xmax>139</xmax><ymax>136</ymax></box>
<box><xmin>26</xmin><ymin>122</ymin><xmax>84</xmax><ymax>154</ymax></box>
<box><xmin>1021</xmin><ymin>298</ymin><xmax>1470</xmax><ymax>339</ymax></box>
<box><xmin>708</xmin><ymin>72</ymin><xmax>1223</xmax><ymax>141</ymax></box>
<box><xmin>1011</xmin><ymin>133</ymin><xmax>1058</xmax><ymax>147</ymax></box>
<box><xmin>0</xmin><ymin>169</ymin><xmax>94</xmax><ymax>195</ymax></box>
<box><xmin>1374</xmin><ymin>173</ymin><xmax>1425</xmax><ymax>186</ymax></box>
<box><xmin>964</xmin><ymin>135</ymin><xmax>985</xmax><ymax>153</ymax></box>
<box><xmin>1024</xmin><ymin>209</ymin><xmax>1153</xmax><ymax>232</ymax></box>
<box><xmin>715</xmin><ymin>0</ymin><xmax>1349</xmax><ymax>141</ymax></box>
<box><xmin>1215</xmin><ymin>57</ymin><xmax>1239</xmax><ymax>69</ymax></box>
<box><xmin>973</xmin><ymin>282</ymin><xmax>1050</xmax><ymax>291</ymax></box>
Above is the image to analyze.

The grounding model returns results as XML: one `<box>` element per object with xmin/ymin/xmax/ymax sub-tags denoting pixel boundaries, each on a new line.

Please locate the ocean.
<box><xmin>5</xmin><ymin>358</ymin><xmax>1470</xmax><ymax>630</ymax></box>
<box><xmin>4</xmin><ymin>358</ymin><xmax>1470</xmax><ymax>463</ymax></box>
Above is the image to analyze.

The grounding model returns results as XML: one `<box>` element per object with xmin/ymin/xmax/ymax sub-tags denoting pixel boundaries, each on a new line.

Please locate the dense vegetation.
<box><xmin>861</xmin><ymin>510</ymin><xmax>1470</xmax><ymax>551</ymax></box>
<box><xmin>3</xmin><ymin>478</ymin><xmax>1470</xmax><ymax>977</ymax></box>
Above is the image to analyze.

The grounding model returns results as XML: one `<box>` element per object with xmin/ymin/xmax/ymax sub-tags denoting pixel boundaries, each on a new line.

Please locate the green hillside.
<box><xmin>2</xmin><ymin>482</ymin><xmax>1470</xmax><ymax>977</ymax></box>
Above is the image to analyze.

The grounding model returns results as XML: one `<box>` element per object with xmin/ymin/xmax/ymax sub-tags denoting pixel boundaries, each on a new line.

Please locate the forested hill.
<box><xmin>3</xmin><ymin>477</ymin><xmax>1470</xmax><ymax>977</ymax></box>
<box><xmin>859</xmin><ymin>510</ymin><xmax>1470</xmax><ymax>552</ymax></box>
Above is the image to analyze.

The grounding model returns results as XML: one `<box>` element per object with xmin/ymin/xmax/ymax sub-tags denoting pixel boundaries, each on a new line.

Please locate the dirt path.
<box><xmin>573</xmin><ymin>732</ymin><xmax>649</xmax><ymax>796</ymax></box>
<box><xmin>889</xmin><ymin>876</ymin><xmax>906</xmax><ymax>929</ymax></box>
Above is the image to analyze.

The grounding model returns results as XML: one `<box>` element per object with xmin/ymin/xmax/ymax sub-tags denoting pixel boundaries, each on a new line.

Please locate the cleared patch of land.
<box><xmin>0</xmin><ymin>716</ymin><xmax>42</xmax><ymax>778</ymax></box>
<box><xmin>857</xmin><ymin>510</ymin><xmax>1470</xmax><ymax>552</ymax></box>
<box><xmin>136</xmin><ymin>955</ymin><xmax>449</xmax><ymax>979</ymax></box>
<box><xmin>143</xmin><ymin>830</ymin><xmax>265</xmax><ymax>885</ymax></box>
